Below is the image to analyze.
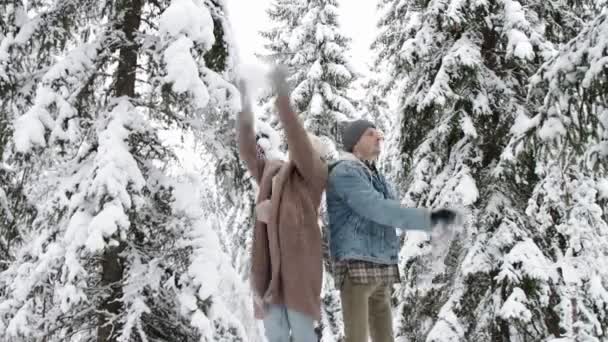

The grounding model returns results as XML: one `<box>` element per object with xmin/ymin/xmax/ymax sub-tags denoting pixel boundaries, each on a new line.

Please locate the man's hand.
<box><xmin>268</xmin><ymin>65</ymin><xmax>290</xmax><ymax>96</ymax></box>
<box><xmin>430</xmin><ymin>209</ymin><xmax>457</xmax><ymax>227</ymax></box>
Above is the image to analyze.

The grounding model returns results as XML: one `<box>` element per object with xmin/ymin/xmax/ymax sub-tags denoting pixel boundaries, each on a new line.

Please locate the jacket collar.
<box><xmin>339</xmin><ymin>152</ymin><xmax>379</xmax><ymax>169</ymax></box>
<box><xmin>339</xmin><ymin>152</ymin><xmax>363</xmax><ymax>163</ymax></box>
<box><xmin>337</xmin><ymin>152</ymin><xmax>377</xmax><ymax>176</ymax></box>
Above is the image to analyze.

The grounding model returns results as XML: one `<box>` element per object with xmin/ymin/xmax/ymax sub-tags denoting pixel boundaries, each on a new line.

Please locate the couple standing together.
<box><xmin>237</xmin><ymin>67</ymin><xmax>457</xmax><ymax>342</ymax></box>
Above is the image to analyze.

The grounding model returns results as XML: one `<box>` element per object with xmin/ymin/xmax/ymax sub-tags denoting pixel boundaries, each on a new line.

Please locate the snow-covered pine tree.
<box><xmin>371</xmin><ymin>0</ymin><xmax>413</xmax><ymax>96</ymax></box>
<box><xmin>372</xmin><ymin>0</ymin><xmax>606</xmax><ymax>340</ymax></box>
<box><xmin>371</xmin><ymin>0</ymin><xmax>421</xmax><ymax>181</ymax></box>
<box><xmin>497</xmin><ymin>8</ymin><xmax>608</xmax><ymax>340</ymax></box>
<box><xmin>257</xmin><ymin>0</ymin><xmax>307</xmax><ymax>125</ymax></box>
<box><xmin>0</xmin><ymin>124</ymin><xmax>30</xmax><ymax>275</ymax></box>
<box><xmin>0</xmin><ymin>123</ymin><xmax>14</xmax><ymax>272</ymax></box>
<box><xmin>0</xmin><ymin>0</ymin><xmax>252</xmax><ymax>341</ymax></box>
<box><xmin>354</xmin><ymin>71</ymin><xmax>396</xmax><ymax>177</ymax></box>
<box><xmin>195</xmin><ymin>0</ymin><xmax>257</xmax><ymax>278</ymax></box>
<box><xmin>287</xmin><ymin>0</ymin><xmax>357</xmax><ymax>142</ymax></box>
<box><xmin>261</xmin><ymin>0</ymin><xmax>357</xmax><ymax>142</ymax></box>
<box><xmin>259</xmin><ymin>0</ymin><xmax>305</xmax><ymax>65</ymax></box>
<box><xmin>0</xmin><ymin>1</ymin><xmax>37</xmax><ymax>274</ymax></box>
<box><xmin>161</xmin><ymin>1</ymin><xmax>263</xmax><ymax>338</ymax></box>
<box><xmin>0</xmin><ymin>109</ymin><xmax>26</xmax><ymax>275</ymax></box>
<box><xmin>357</xmin><ymin>76</ymin><xmax>391</xmax><ymax>133</ymax></box>
<box><xmin>0</xmin><ymin>45</ymin><xmax>15</xmax><ymax>272</ymax></box>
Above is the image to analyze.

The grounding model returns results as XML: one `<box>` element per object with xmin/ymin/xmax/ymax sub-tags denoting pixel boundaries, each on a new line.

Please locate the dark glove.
<box><xmin>430</xmin><ymin>209</ymin><xmax>457</xmax><ymax>226</ymax></box>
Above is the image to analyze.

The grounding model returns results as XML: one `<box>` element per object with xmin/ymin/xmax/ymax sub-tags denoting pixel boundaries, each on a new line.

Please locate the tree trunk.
<box><xmin>97</xmin><ymin>243</ymin><xmax>127</xmax><ymax>342</ymax></box>
<box><xmin>113</xmin><ymin>0</ymin><xmax>142</xmax><ymax>98</ymax></box>
<box><xmin>97</xmin><ymin>0</ymin><xmax>142</xmax><ymax>341</ymax></box>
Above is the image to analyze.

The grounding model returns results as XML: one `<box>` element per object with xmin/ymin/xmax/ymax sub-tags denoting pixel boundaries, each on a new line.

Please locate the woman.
<box><xmin>236</xmin><ymin>67</ymin><xmax>328</xmax><ymax>342</ymax></box>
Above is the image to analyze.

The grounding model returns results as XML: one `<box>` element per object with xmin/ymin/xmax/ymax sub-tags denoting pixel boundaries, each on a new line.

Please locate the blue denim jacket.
<box><xmin>326</xmin><ymin>154</ymin><xmax>432</xmax><ymax>264</ymax></box>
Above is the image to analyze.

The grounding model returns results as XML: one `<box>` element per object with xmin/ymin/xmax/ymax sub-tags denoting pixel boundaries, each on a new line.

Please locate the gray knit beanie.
<box><xmin>342</xmin><ymin>119</ymin><xmax>376</xmax><ymax>152</ymax></box>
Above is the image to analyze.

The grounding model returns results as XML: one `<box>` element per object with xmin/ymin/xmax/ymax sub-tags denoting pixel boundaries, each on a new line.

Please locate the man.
<box><xmin>236</xmin><ymin>67</ymin><xmax>328</xmax><ymax>342</ymax></box>
<box><xmin>326</xmin><ymin>119</ymin><xmax>457</xmax><ymax>342</ymax></box>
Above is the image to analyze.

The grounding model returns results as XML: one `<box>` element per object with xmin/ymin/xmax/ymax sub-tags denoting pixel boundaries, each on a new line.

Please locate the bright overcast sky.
<box><xmin>225</xmin><ymin>0</ymin><xmax>378</xmax><ymax>75</ymax></box>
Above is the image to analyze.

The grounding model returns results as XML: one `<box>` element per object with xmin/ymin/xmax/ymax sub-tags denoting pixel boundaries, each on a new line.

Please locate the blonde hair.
<box><xmin>307</xmin><ymin>133</ymin><xmax>330</xmax><ymax>158</ymax></box>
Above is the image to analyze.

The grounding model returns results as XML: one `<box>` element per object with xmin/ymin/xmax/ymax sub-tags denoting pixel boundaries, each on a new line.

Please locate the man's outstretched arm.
<box><xmin>331</xmin><ymin>165</ymin><xmax>432</xmax><ymax>231</ymax></box>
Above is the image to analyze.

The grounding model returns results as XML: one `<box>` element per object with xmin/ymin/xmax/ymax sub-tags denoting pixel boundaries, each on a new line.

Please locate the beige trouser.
<box><xmin>340</xmin><ymin>275</ymin><xmax>394</xmax><ymax>342</ymax></box>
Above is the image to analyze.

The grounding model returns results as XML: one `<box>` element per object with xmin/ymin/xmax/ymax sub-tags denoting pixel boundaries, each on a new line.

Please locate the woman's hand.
<box><xmin>256</xmin><ymin>199</ymin><xmax>272</xmax><ymax>223</ymax></box>
<box><xmin>269</xmin><ymin>65</ymin><xmax>289</xmax><ymax>96</ymax></box>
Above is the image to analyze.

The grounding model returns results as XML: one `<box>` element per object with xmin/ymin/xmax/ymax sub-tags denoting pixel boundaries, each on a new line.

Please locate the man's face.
<box><xmin>353</xmin><ymin>127</ymin><xmax>383</xmax><ymax>160</ymax></box>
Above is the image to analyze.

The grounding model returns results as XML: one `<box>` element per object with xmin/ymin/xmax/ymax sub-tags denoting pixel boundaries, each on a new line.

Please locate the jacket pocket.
<box><xmin>350</xmin><ymin>216</ymin><xmax>371</xmax><ymax>252</ymax></box>
<box><xmin>385</xmin><ymin>227</ymin><xmax>399</xmax><ymax>251</ymax></box>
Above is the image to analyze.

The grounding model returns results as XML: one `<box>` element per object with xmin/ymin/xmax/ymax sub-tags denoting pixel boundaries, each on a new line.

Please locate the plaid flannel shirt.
<box><xmin>332</xmin><ymin>260</ymin><xmax>400</xmax><ymax>289</ymax></box>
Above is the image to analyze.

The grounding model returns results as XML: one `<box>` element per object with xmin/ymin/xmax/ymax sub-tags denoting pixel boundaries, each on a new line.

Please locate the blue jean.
<box><xmin>263</xmin><ymin>304</ymin><xmax>316</xmax><ymax>342</ymax></box>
